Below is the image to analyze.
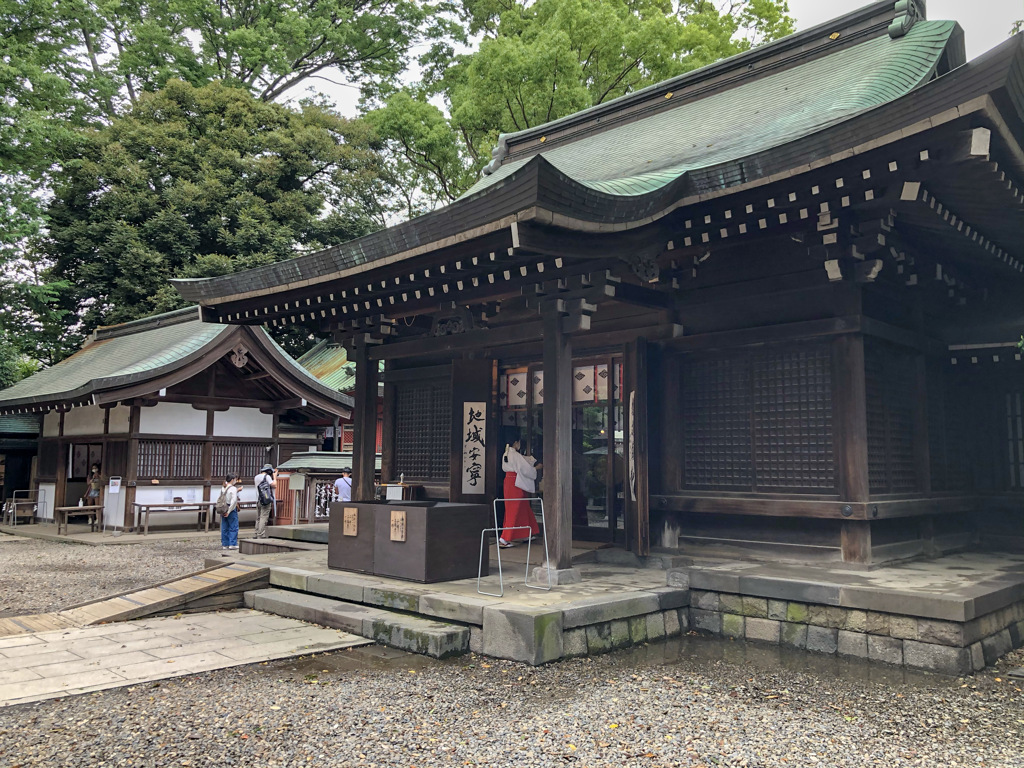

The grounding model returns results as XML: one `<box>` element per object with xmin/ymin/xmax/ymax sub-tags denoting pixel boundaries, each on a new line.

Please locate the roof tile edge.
<box><xmin>483</xmin><ymin>0</ymin><xmax>922</xmax><ymax>175</ymax></box>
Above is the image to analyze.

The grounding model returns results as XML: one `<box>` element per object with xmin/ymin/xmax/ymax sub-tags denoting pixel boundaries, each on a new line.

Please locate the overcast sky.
<box><xmin>788</xmin><ymin>0</ymin><xmax>1021</xmax><ymax>60</ymax></box>
<box><xmin>289</xmin><ymin>0</ymin><xmax>1023</xmax><ymax>115</ymax></box>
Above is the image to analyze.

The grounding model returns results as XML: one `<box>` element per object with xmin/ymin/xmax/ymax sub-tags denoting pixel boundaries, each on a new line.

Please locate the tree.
<box><xmin>368</xmin><ymin>0</ymin><xmax>794</xmax><ymax>207</ymax></box>
<box><xmin>41</xmin><ymin>80</ymin><xmax>393</xmax><ymax>357</ymax></box>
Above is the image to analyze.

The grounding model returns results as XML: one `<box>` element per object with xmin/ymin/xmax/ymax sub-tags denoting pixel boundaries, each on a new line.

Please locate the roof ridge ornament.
<box><xmin>888</xmin><ymin>0</ymin><xmax>923</xmax><ymax>39</ymax></box>
<box><xmin>482</xmin><ymin>135</ymin><xmax>510</xmax><ymax>177</ymax></box>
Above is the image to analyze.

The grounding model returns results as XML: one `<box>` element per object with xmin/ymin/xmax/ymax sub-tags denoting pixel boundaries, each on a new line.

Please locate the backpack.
<box><xmin>257</xmin><ymin>475</ymin><xmax>273</xmax><ymax>506</ymax></box>
<box><xmin>214</xmin><ymin>487</ymin><xmax>231</xmax><ymax>516</ymax></box>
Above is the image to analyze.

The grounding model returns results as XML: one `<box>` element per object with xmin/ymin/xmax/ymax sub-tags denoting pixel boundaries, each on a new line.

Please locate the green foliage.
<box><xmin>369</xmin><ymin>0</ymin><xmax>794</xmax><ymax>205</ymax></box>
<box><xmin>42</xmin><ymin>81</ymin><xmax>390</xmax><ymax>353</ymax></box>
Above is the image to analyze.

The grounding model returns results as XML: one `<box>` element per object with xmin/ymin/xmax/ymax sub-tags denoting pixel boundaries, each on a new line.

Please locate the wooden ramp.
<box><xmin>0</xmin><ymin>562</ymin><xmax>269</xmax><ymax>638</ymax></box>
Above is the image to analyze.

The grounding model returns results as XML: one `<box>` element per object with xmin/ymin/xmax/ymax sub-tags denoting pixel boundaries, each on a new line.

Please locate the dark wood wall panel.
<box><xmin>864</xmin><ymin>340</ymin><xmax>919</xmax><ymax>494</ymax></box>
<box><xmin>927</xmin><ymin>361</ymin><xmax>973</xmax><ymax>493</ymax></box>
<box><xmin>37</xmin><ymin>440</ymin><xmax>59</xmax><ymax>480</ymax></box>
<box><xmin>752</xmin><ymin>347</ymin><xmax>834</xmax><ymax>490</ymax></box>
<box><xmin>681</xmin><ymin>356</ymin><xmax>752</xmax><ymax>490</ymax></box>
<box><xmin>678</xmin><ymin>341</ymin><xmax>836</xmax><ymax>493</ymax></box>
<box><xmin>394</xmin><ymin>377</ymin><xmax>452</xmax><ymax>482</ymax></box>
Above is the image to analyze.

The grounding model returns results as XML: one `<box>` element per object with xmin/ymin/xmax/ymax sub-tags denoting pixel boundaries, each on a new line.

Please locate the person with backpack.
<box><xmin>253</xmin><ymin>463</ymin><xmax>277</xmax><ymax>539</ymax></box>
<box><xmin>216</xmin><ymin>474</ymin><xmax>241</xmax><ymax>554</ymax></box>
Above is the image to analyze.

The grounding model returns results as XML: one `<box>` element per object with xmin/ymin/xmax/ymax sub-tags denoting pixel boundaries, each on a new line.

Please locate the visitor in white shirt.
<box><xmin>334</xmin><ymin>467</ymin><xmax>353</xmax><ymax>502</ymax></box>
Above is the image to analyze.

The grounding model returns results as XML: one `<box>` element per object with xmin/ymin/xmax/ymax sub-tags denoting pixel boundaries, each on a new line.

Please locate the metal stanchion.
<box><xmin>477</xmin><ymin>497</ymin><xmax>553</xmax><ymax>597</ymax></box>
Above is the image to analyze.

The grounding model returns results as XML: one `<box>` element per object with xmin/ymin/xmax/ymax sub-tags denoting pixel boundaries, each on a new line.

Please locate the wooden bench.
<box><xmin>53</xmin><ymin>505</ymin><xmax>103</xmax><ymax>536</ymax></box>
<box><xmin>131</xmin><ymin>502</ymin><xmax>216</xmax><ymax>535</ymax></box>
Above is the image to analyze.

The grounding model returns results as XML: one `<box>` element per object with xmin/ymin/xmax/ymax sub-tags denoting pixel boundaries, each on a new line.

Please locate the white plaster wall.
<box><xmin>213</xmin><ymin>407</ymin><xmax>273</xmax><ymax>439</ymax></box>
<box><xmin>107</xmin><ymin>405</ymin><xmax>132</xmax><ymax>435</ymax></box>
<box><xmin>42</xmin><ymin>413</ymin><xmax>60</xmax><ymax>437</ymax></box>
<box><xmin>36</xmin><ymin>482</ymin><xmax>56</xmax><ymax>520</ymax></box>
<box><xmin>139</xmin><ymin>402</ymin><xmax>207</xmax><ymax>436</ymax></box>
<box><xmin>62</xmin><ymin>405</ymin><xmax>107</xmax><ymax>436</ymax></box>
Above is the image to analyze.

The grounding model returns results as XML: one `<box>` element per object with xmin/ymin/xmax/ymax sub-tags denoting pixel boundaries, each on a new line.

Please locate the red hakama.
<box><xmin>501</xmin><ymin>471</ymin><xmax>539</xmax><ymax>542</ymax></box>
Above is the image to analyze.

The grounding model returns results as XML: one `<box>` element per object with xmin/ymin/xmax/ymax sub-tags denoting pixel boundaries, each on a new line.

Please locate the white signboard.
<box><xmin>108</xmin><ymin>477</ymin><xmax>122</xmax><ymax>494</ymax></box>
<box><xmin>461</xmin><ymin>401</ymin><xmax>487</xmax><ymax>495</ymax></box>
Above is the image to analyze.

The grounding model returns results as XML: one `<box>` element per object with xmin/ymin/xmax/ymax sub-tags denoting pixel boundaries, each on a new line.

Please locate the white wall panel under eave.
<box><xmin>37</xmin><ymin>482</ymin><xmax>56</xmax><ymax>520</ymax></box>
<box><xmin>42</xmin><ymin>412</ymin><xmax>60</xmax><ymax>437</ymax></box>
<box><xmin>139</xmin><ymin>402</ymin><xmax>207</xmax><ymax>436</ymax></box>
<box><xmin>107</xmin><ymin>404</ymin><xmax>132</xmax><ymax>435</ymax></box>
<box><xmin>214</xmin><ymin>407</ymin><xmax>273</xmax><ymax>439</ymax></box>
<box><xmin>62</xmin><ymin>405</ymin><xmax>107</xmax><ymax>436</ymax></box>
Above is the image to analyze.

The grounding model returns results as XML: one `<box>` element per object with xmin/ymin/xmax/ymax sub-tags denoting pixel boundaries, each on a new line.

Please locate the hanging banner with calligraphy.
<box><xmin>461</xmin><ymin>401</ymin><xmax>487</xmax><ymax>495</ymax></box>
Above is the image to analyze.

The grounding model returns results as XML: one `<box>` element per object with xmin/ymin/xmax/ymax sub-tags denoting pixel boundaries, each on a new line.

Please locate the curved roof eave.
<box><xmin>172</xmin><ymin>32</ymin><xmax>1024</xmax><ymax>311</ymax></box>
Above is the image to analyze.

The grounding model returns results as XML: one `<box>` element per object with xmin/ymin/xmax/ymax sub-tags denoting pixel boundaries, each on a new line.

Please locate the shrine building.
<box><xmin>173</xmin><ymin>0</ymin><xmax>1024</xmax><ymax>574</ymax></box>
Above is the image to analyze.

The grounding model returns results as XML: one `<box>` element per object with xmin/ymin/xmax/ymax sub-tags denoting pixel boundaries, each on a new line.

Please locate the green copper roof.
<box><xmin>297</xmin><ymin>341</ymin><xmax>354</xmax><ymax>392</ymax></box>
<box><xmin>465</xmin><ymin>20</ymin><xmax>956</xmax><ymax>198</ymax></box>
<box><xmin>0</xmin><ymin>310</ymin><xmax>229</xmax><ymax>405</ymax></box>
<box><xmin>0</xmin><ymin>308</ymin><xmax>351</xmax><ymax>413</ymax></box>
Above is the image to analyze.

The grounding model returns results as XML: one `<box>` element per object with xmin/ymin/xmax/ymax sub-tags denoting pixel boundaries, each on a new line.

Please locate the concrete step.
<box><xmin>265</xmin><ymin>524</ymin><xmax>329</xmax><ymax>544</ymax></box>
<box><xmin>245</xmin><ymin>588</ymin><xmax>470</xmax><ymax>659</ymax></box>
<box><xmin>239</xmin><ymin>538</ymin><xmax>327</xmax><ymax>555</ymax></box>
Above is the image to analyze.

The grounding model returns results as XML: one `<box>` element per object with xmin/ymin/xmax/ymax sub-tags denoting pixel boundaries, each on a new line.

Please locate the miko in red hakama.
<box><xmin>500</xmin><ymin>444</ymin><xmax>540</xmax><ymax>544</ymax></box>
<box><xmin>501</xmin><ymin>472</ymin><xmax>539</xmax><ymax>543</ymax></box>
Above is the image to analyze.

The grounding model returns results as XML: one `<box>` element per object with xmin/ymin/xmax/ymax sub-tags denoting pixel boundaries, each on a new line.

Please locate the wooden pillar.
<box><xmin>201</xmin><ymin>409</ymin><xmax>214</xmax><ymax>502</ymax></box>
<box><xmin>125</xmin><ymin>404</ymin><xmax>141</xmax><ymax>530</ymax></box>
<box><xmin>542</xmin><ymin>310</ymin><xmax>573</xmax><ymax>571</ymax></box>
<box><xmin>380</xmin><ymin>381</ymin><xmax>397</xmax><ymax>483</ymax></box>
<box><xmin>834</xmin><ymin>334</ymin><xmax>870</xmax><ymax>563</ymax></box>
<box><xmin>351</xmin><ymin>337</ymin><xmax>379</xmax><ymax>501</ymax></box>
<box><xmin>332</xmin><ymin>416</ymin><xmax>341</xmax><ymax>453</ymax></box>
<box><xmin>624</xmin><ymin>338</ymin><xmax>651</xmax><ymax>556</ymax></box>
<box><xmin>54</xmin><ymin>411</ymin><xmax>67</xmax><ymax>510</ymax></box>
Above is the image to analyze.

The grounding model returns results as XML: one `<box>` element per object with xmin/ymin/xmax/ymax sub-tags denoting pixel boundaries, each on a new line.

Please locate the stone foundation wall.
<box><xmin>687</xmin><ymin>590</ymin><xmax>1024</xmax><ymax>675</ymax></box>
<box><xmin>560</xmin><ymin>609</ymin><xmax>691</xmax><ymax>657</ymax></box>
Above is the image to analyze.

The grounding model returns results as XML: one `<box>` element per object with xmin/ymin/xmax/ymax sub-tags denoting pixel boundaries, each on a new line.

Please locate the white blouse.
<box><xmin>502</xmin><ymin>446</ymin><xmax>538</xmax><ymax>493</ymax></box>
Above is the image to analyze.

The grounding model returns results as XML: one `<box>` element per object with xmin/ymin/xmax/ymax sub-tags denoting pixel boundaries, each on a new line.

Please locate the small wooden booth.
<box><xmin>176</xmin><ymin>1</ymin><xmax>1024</xmax><ymax>568</ymax></box>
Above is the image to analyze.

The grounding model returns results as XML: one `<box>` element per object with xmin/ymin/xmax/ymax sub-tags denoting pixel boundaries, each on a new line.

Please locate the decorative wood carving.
<box><xmin>229</xmin><ymin>344</ymin><xmax>250</xmax><ymax>368</ymax></box>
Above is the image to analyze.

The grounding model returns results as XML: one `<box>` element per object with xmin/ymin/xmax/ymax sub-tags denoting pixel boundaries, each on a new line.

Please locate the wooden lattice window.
<box><xmin>211</xmin><ymin>443</ymin><xmax>266</xmax><ymax>480</ymax></box>
<box><xmin>680</xmin><ymin>343</ymin><xmax>835</xmax><ymax>493</ymax></box>
<box><xmin>394</xmin><ymin>379</ymin><xmax>451</xmax><ymax>481</ymax></box>
<box><xmin>865</xmin><ymin>341</ymin><xmax>918</xmax><ymax>494</ymax></box>
<box><xmin>682</xmin><ymin>357</ymin><xmax>753</xmax><ymax>490</ymax></box>
<box><xmin>137</xmin><ymin>440</ymin><xmax>203</xmax><ymax>479</ymax></box>
<box><xmin>752</xmin><ymin>347</ymin><xmax>834</xmax><ymax>490</ymax></box>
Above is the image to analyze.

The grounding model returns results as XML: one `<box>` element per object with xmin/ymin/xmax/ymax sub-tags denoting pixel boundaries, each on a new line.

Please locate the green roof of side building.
<box><xmin>464</xmin><ymin>20</ymin><xmax>956</xmax><ymax>198</ymax></box>
<box><xmin>296</xmin><ymin>341</ymin><xmax>385</xmax><ymax>393</ymax></box>
<box><xmin>0</xmin><ymin>307</ymin><xmax>352</xmax><ymax>415</ymax></box>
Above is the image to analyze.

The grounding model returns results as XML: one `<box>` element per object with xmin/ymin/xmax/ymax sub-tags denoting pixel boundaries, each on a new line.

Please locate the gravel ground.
<box><xmin>2</xmin><ymin>637</ymin><xmax>1023</xmax><ymax>767</ymax></box>
<box><xmin>2</xmin><ymin>534</ymin><xmax>1023</xmax><ymax>767</ymax></box>
<box><xmin>0</xmin><ymin>535</ymin><xmax>212</xmax><ymax>617</ymax></box>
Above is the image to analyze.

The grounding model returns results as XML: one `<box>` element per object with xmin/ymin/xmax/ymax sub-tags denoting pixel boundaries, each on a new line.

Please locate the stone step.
<box><xmin>265</xmin><ymin>524</ymin><xmax>329</xmax><ymax>544</ymax></box>
<box><xmin>239</xmin><ymin>538</ymin><xmax>327</xmax><ymax>555</ymax></box>
<box><xmin>245</xmin><ymin>588</ymin><xmax>470</xmax><ymax>659</ymax></box>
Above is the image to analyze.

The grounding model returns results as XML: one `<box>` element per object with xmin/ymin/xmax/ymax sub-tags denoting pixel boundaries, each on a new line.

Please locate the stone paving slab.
<box><xmin>0</xmin><ymin>609</ymin><xmax>370</xmax><ymax>708</ymax></box>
